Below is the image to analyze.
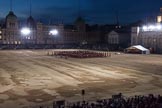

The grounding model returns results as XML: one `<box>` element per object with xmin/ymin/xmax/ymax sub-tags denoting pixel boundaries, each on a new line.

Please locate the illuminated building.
<box><xmin>131</xmin><ymin>8</ymin><xmax>162</xmax><ymax>53</ymax></box>
<box><xmin>131</xmin><ymin>25</ymin><xmax>162</xmax><ymax>53</ymax></box>
<box><xmin>0</xmin><ymin>11</ymin><xmax>100</xmax><ymax>48</ymax></box>
<box><xmin>0</xmin><ymin>10</ymin><xmax>64</xmax><ymax>46</ymax></box>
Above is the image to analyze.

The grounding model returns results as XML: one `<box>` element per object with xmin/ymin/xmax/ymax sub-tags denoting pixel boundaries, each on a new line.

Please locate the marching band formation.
<box><xmin>47</xmin><ymin>50</ymin><xmax>111</xmax><ymax>58</ymax></box>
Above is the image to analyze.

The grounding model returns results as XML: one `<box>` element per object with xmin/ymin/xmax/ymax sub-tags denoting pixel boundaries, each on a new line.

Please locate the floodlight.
<box><xmin>142</xmin><ymin>26</ymin><xmax>147</xmax><ymax>31</ymax></box>
<box><xmin>156</xmin><ymin>25</ymin><xmax>162</xmax><ymax>30</ymax></box>
<box><xmin>49</xmin><ymin>29</ymin><xmax>58</xmax><ymax>36</ymax></box>
<box><xmin>148</xmin><ymin>25</ymin><xmax>155</xmax><ymax>30</ymax></box>
<box><xmin>21</xmin><ymin>28</ymin><xmax>31</xmax><ymax>36</ymax></box>
<box><xmin>142</xmin><ymin>24</ymin><xmax>162</xmax><ymax>31</ymax></box>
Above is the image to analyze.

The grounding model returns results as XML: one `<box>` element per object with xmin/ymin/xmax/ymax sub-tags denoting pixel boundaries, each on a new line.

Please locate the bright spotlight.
<box><xmin>156</xmin><ymin>25</ymin><xmax>162</xmax><ymax>30</ymax></box>
<box><xmin>49</xmin><ymin>29</ymin><xmax>58</xmax><ymax>36</ymax></box>
<box><xmin>142</xmin><ymin>26</ymin><xmax>147</xmax><ymax>31</ymax></box>
<box><xmin>142</xmin><ymin>24</ymin><xmax>162</xmax><ymax>31</ymax></box>
<box><xmin>148</xmin><ymin>25</ymin><xmax>155</xmax><ymax>30</ymax></box>
<box><xmin>21</xmin><ymin>28</ymin><xmax>31</xmax><ymax>36</ymax></box>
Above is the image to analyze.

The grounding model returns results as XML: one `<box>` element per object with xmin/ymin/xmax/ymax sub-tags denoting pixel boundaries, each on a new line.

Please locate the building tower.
<box><xmin>75</xmin><ymin>0</ymin><xmax>86</xmax><ymax>32</ymax></box>
<box><xmin>115</xmin><ymin>11</ymin><xmax>121</xmax><ymax>28</ymax></box>
<box><xmin>75</xmin><ymin>17</ymin><xmax>86</xmax><ymax>32</ymax></box>
<box><xmin>116</xmin><ymin>11</ymin><xmax>119</xmax><ymax>26</ymax></box>
<box><xmin>27</xmin><ymin>0</ymin><xmax>36</xmax><ymax>29</ymax></box>
<box><xmin>5</xmin><ymin>0</ymin><xmax>18</xmax><ymax>29</ymax></box>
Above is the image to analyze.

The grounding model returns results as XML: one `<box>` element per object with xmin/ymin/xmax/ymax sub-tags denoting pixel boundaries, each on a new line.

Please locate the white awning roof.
<box><xmin>128</xmin><ymin>45</ymin><xmax>149</xmax><ymax>51</ymax></box>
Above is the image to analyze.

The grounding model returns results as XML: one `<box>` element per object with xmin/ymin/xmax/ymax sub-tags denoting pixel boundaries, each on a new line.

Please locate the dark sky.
<box><xmin>0</xmin><ymin>0</ymin><xmax>162</xmax><ymax>24</ymax></box>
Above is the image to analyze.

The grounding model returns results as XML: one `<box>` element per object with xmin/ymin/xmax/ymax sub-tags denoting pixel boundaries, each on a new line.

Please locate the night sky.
<box><xmin>0</xmin><ymin>0</ymin><xmax>162</xmax><ymax>24</ymax></box>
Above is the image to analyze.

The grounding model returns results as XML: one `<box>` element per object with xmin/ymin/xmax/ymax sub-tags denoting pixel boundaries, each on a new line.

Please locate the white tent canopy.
<box><xmin>126</xmin><ymin>45</ymin><xmax>150</xmax><ymax>54</ymax></box>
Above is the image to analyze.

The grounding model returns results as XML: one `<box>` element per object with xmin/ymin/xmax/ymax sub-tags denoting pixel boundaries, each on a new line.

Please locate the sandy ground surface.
<box><xmin>0</xmin><ymin>49</ymin><xmax>162</xmax><ymax>108</ymax></box>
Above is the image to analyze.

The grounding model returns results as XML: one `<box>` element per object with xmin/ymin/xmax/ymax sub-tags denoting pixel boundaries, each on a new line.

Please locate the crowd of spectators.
<box><xmin>53</xmin><ymin>94</ymin><xmax>162</xmax><ymax>108</ymax></box>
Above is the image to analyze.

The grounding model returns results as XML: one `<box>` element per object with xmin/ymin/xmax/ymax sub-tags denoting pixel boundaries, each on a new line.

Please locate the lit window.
<box><xmin>0</xmin><ymin>31</ymin><xmax>2</xmax><ymax>34</ymax></box>
<box><xmin>157</xmin><ymin>16</ymin><xmax>162</xmax><ymax>23</ymax></box>
<box><xmin>0</xmin><ymin>35</ymin><xmax>2</xmax><ymax>39</ymax></box>
<box><xmin>15</xmin><ymin>41</ymin><xmax>18</xmax><ymax>44</ymax></box>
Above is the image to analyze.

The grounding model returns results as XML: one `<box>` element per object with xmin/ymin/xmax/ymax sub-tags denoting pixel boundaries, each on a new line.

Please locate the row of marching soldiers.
<box><xmin>47</xmin><ymin>51</ymin><xmax>111</xmax><ymax>58</ymax></box>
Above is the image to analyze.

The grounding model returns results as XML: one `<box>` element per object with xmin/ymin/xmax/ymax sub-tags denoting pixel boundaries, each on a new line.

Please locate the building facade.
<box><xmin>0</xmin><ymin>11</ymin><xmax>64</xmax><ymax>46</ymax></box>
<box><xmin>0</xmin><ymin>11</ymin><xmax>101</xmax><ymax>49</ymax></box>
<box><xmin>131</xmin><ymin>26</ymin><xmax>162</xmax><ymax>53</ymax></box>
<box><xmin>105</xmin><ymin>28</ymin><xmax>131</xmax><ymax>50</ymax></box>
<box><xmin>131</xmin><ymin>8</ymin><xmax>162</xmax><ymax>54</ymax></box>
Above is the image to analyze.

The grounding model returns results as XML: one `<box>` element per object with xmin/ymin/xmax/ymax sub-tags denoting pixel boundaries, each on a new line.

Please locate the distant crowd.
<box><xmin>28</xmin><ymin>94</ymin><xmax>162</xmax><ymax>108</ymax></box>
<box><xmin>66</xmin><ymin>94</ymin><xmax>162</xmax><ymax>108</ymax></box>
